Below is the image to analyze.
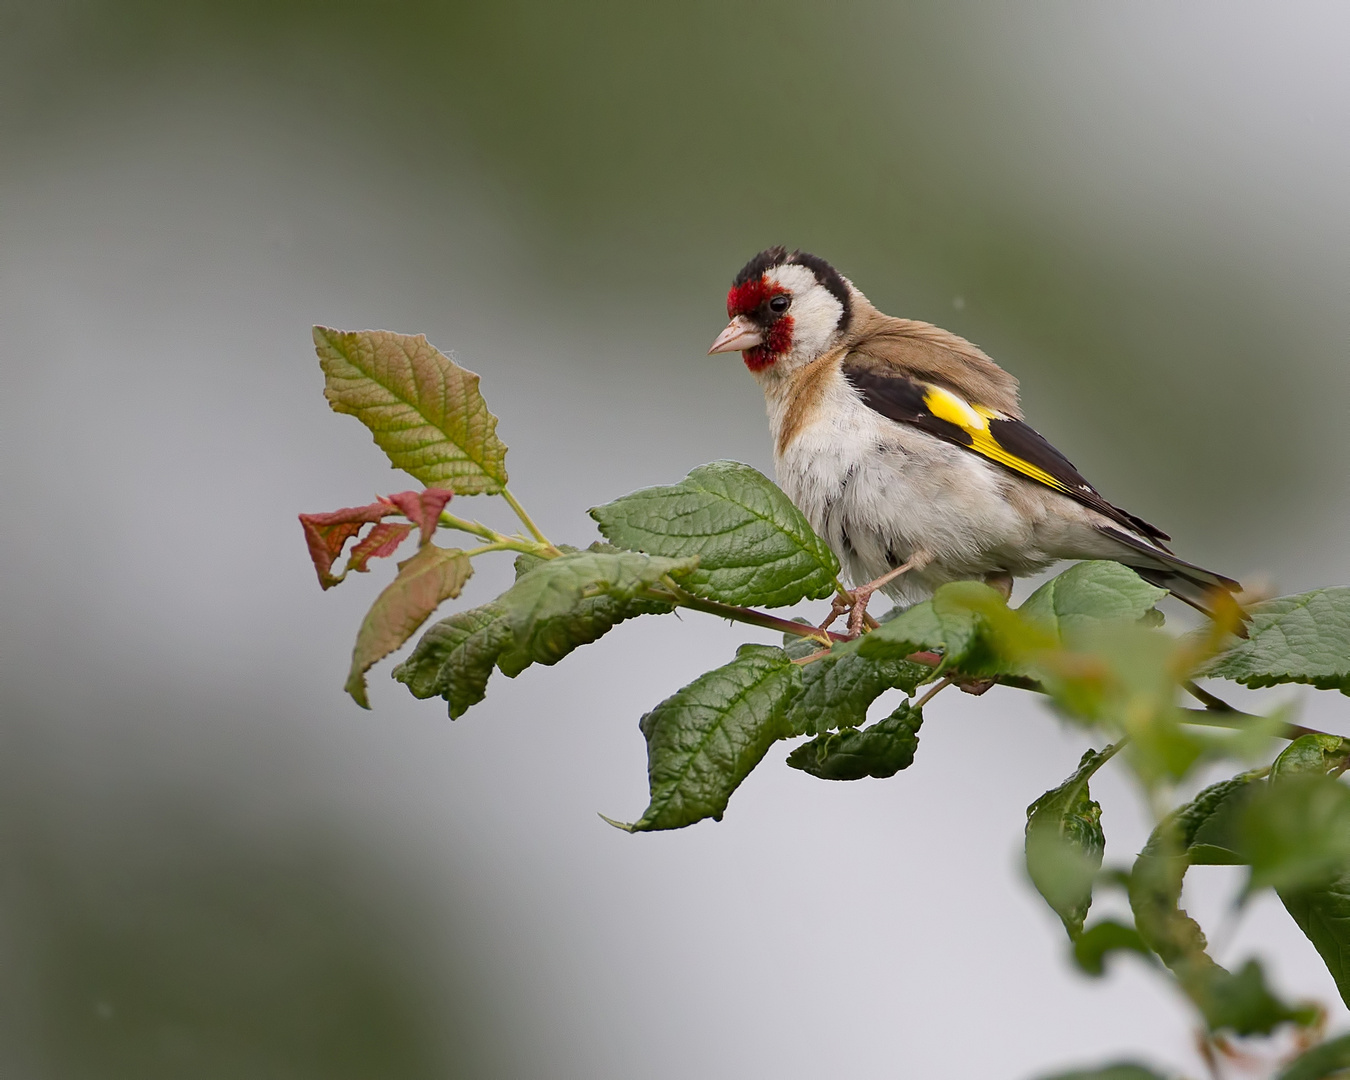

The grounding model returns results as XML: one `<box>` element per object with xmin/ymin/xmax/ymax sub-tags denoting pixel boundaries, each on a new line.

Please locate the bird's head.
<box><xmin>708</xmin><ymin>247</ymin><xmax>853</xmax><ymax>375</ymax></box>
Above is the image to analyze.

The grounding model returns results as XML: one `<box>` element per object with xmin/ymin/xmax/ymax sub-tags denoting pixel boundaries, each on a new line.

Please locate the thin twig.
<box><xmin>1183</xmin><ymin>680</ymin><xmax>1239</xmax><ymax>712</ymax></box>
<box><xmin>913</xmin><ymin>676</ymin><xmax>955</xmax><ymax>710</ymax></box>
<box><xmin>1179</xmin><ymin>709</ymin><xmax>1329</xmax><ymax>742</ymax></box>
<box><xmin>436</xmin><ymin>510</ymin><xmax>501</xmax><ymax>543</ymax></box>
<box><xmin>652</xmin><ymin>583</ymin><xmax>846</xmax><ymax>644</ymax></box>
<box><xmin>501</xmin><ymin>487</ymin><xmax>555</xmax><ymax>549</ymax></box>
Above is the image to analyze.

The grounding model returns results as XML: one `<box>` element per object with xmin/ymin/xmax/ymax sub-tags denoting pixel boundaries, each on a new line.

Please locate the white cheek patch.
<box><xmin>765</xmin><ymin>264</ymin><xmax>844</xmax><ymax>360</ymax></box>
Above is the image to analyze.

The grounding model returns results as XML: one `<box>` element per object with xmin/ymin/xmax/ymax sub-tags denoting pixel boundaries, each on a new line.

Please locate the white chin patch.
<box><xmin>766</xmin><ymin>263</ymin><xmax>844</xmax><ymax>361</ymax></box>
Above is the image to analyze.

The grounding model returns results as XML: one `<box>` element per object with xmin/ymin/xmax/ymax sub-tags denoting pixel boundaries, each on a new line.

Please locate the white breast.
<box><xmin>764</xmin><ymin>366</ymin><xmax>1062</xmax><ymax>603</ymax></box>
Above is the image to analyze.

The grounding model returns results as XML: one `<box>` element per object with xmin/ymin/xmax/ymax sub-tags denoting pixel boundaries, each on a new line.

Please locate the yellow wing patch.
<box><xmin>920</xmin><ymin>384</ymin><xmax>1071</xmax><ymax>495</ymax></box>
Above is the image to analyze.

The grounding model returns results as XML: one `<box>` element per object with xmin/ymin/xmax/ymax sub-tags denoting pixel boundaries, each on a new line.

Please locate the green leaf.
<box><xmin>1072</xmin><ymin>920</ymin><xmax>1152</xmax><ymax>977</ymax></box>
<box><xmin>314</xmin><ymin>327</ymin><xmax>509</xmax><ymax>495</ymax></box>
<box><xmin>617</xmin><ymin>644</ymin><xmax>801</xmax><ymax>832</ymax></box>
<box><xmin>589</xmin><ymin>460</ymin><xmax>840</xmax><ymax>607</ymax></box>
<box><xmin>344</xmin><ymin>544</ymin><xmax>473</xmax><ymax>708</ymax></box>
<box><xmin>1019</xmin><ymin>561</ymin><xmax>1167</xmax><ymax>639</ymax></box>
<box><xmin>1242</xmin><ymin>775</ymin><xmax>1350</xmax><ymax>894</ymax></box>
<box><xmin>785</xmin><ymin>702</ymin><xmax>923</xmax><ymax>780</ymax></box>
<box><xmin>1272</xmin><ymin>733</ymin><xmax>1350</xmax><ymax>783</ymax></box>
<box><xmin>1260</xmin><ymin>736</ymin><xmax>1350</xmax><ymax>1009</ymax></box>
<box><xmin>392</xmin><ymin>602</ymin><xmax>514</xmax><ymax>718</ymax></box>
<box><xmin>1025</xmin><ymin>748</ymin><xmax>1110</xmax><ymax>939</ymax></box>
<box><xmin>495</xmin><ymin>549</ymin><xmax>691</xmax><ymax>668</ymax></box>
<box><xmin>858</xmin><ymin>580</ymin><xmax>1048</xmax><ymax>677</ymax></box>
<box><xmin>1130</xmin><ymin>776</ymin><xmax>1257</xmax><ymax>965</ymax></box>
<box><xmin>1204</xmin><ymin>587</ymin><xmax>1350</xmax><ymax>694</ymax></box>
<box><xmin>783</xmin><ymin>636</ymin><xmax>928</xmax><ymax>736</ymax></box>
<box><xmin>1034</xmin><ymin>1065</ymin><xmax>1170</xmax><ymax>1080</ymax></box>
<box><xmin>1181</xmin><ymin>960</ymin><xmax>1316</xmax><ymax>1036</ymax></box>
<box><xmin>1129</xmin><ymin>773</ymin><xmax>1316</xmax><ymax>1033</ymax></box>
<box><xmin>1277</xmin><ymin>1033</ymin><xmax>1350</xmax><ymax>1080</ymax></box>
<box><xmin>1279</xmin><ymin>871</ymin><xmax>1350</xmax><ymax>1010</ymax></box>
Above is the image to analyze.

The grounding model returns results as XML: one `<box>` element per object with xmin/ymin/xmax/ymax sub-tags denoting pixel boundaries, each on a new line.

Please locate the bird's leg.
<box><xmin>983</xmin><ymin>570</ymin><xmax>1013</xmax><ymax>600</ymax></box>
<box><xmin>818</xmin><ymin>593</ymin><xmax>853</xmax><ymax>633</ymax></box>
<box><xmin>846</xmin><ymin>554</ymin><xmax>928</xmax><ymax>637</ymax></box>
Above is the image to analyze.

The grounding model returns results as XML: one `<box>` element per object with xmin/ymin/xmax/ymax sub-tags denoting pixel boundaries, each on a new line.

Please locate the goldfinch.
<box><xmin>708</xmin><ymin>247</ymin><xmax>1240</xmax><ymax>630</ymax></box>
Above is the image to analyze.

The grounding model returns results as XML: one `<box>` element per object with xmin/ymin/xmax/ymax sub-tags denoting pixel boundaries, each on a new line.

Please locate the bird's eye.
<box><xmin>768</xmin><ymin>294</ymin><xmax>791</xmax><ymax>313</ymax></box>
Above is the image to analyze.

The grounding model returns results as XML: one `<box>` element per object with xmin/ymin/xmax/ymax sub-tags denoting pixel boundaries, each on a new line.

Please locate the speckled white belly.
<box><xmin>765</xmin><ymin>369</ymin><xmax>1094</xmax><ymax>604</ymax></box>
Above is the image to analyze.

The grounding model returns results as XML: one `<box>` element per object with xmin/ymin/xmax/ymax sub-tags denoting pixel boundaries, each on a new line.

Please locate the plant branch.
<box><xmin>651</xmin><ymin>583</ymin><xmax>847</xmax><ymax>645</ymax></box>
<box><xmin>437</xmin><ymin>510</ymin><xmax>503</xmax><ymax>544</ymax></box>
<box><xmin>437</xmin><ymin>508</ymin><xmax>556</xmax><ymax>556</ymax></box>
<box><xmin>461</xmin><ymin>540</ymin><xmax>538</xmax><ymax>559</ymax></box>
<box><xmin>501</xmin><ymin>487</ymin><xmax>556</xmax><ymax>550</ymax></box>
<box><xmin>913</xmin><ymin>676</ymin><xmax>955</xmax><ymax>709</ymax></box>
<box><xmin>1179</xmin><ymin>708</ymin><xmax>1330</xmax><ymax>742</ymax></box>
<box><xmin>1183</xmin><ymin>680</ymin><xmax>1240</xmax><ymax>713</ymax></box>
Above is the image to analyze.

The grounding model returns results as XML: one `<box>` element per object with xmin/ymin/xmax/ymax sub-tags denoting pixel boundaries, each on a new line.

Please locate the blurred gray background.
<box><xmin>3</xmin><ymin>3</ymin><xmax>1349</xmax><ymax>1077</ymax></box>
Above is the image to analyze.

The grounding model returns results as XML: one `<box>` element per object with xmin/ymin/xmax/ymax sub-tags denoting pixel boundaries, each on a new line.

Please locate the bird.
<box><xmin>707</xmin><ymin>246</ymin><xmax>1241</xmax><ymax>635</ymax></box>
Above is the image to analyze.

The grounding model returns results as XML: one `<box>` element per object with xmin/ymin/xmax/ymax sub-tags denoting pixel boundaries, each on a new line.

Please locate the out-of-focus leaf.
<box><xmin>345</xmin><ymin>545</ymin><xmax>473</xmax><ymax>708</ymax></box>
<box><xmin>1025</xmin><ymin>748</ymin><xmax>1110</xmax><ymax>939</ymax></box>
<box><xmin>314</xmin><ymin>327</ymin><xmax>509</xmax><ymax>495</ymax></box>
<box><xmin>1019</xmin><ymin>562</ymin><xmax>1166</xmax><ymax>639</ymax></box>
<box><xmin>345</xmin><ymin>521</ymin><xmax>414</xmax><ymax>573</ymax></box>
<box><xmin>858</xmin><ymin>580</ymin><xmax>1050</xmax><ymax>677</ymax></box>
<box><xmin>299</xmin><ymin>500</ymin><xmax>396</xmax><ymax>589</ymax></box>
<box><xmin>783</xmin><ymin>635</ymin><xmax>928</xmax><ymax>736</ymax></box>
<box><xmin>378</xmin><ymin>488</ymin><xmax>455</xmax><ymax>545</ymax></box>
<box><xmin>1042</xmin><ymin>623</ymin><xmax>1204</xmax><ymax>787</ymax></box>
<box><xmin>616</xmin><ymin>644</ymin><xmax>800</xmax><ymax>832</ymax></box>
<box><xmin>1242</xmin><ymin>775</ymin><xmax>1350</xmax><ymax>894</ymax></box>
<box><xmin>1034</xmin><ymin>1064</ymin><xmax>1171</xmax><ymax>1080</ymax></box>
<box><xmin>590</xmin><ymin>461</ymin><xmax>840</xmax><ymax>607</ymax></box>
<box><xmin>1181</xmin><ymin>960</ymin><xmax>1316</xmax><ymax>1036</ymax></box>
<box><xmin>1129</xmin><ymin>773</ymin><xmax>1315</xmax><ymax>1033</ymax></box>
<box><xmin>1279</xmin><ymin>870</ymin><xmax>1350</xmax><ymax>1010</ymax></box>
<box><xmin>495</xmin><ymin>549</ymin><xmax>692</xmax><ymax>668</ymax></box>
<box><xmin>392</xmin><ymin>602</ymin><xmax>513</xmax><ymax>718</ymax></box>
<box><xmin>1130</xmin><ymin>776</ymin><xmax>1256</xmax><ymax>963</ymax></box>
<box><xmin>1204</xmin><ymin>587</ymin><xmax>1350</xmax><ymax>694</ymax></box>
<box><xmin>785</xmin><ymin>702</ymin><xmax>923</xmax><ymax>780</ymax></box>
<box><xmin>1072</xmin><ymin>920</ymin><xmax>1152</xmax><ymax>976</ymax></box>
<box><xmin>1276</xmin><ymin>1031</ymin><xmax>1350</xmax><ymax>1080</ymax></box>
<box><xmin>1263</xmin><ymin>735</ymin><xmax>1350</xmax><ymax>1008</ymax></box>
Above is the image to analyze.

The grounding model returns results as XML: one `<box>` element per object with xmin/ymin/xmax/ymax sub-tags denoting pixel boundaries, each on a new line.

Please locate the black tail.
<box><xmin>1096</xmin><ymin>526</ymin><xmax>1246</xmax><ymax>629</ymax></box>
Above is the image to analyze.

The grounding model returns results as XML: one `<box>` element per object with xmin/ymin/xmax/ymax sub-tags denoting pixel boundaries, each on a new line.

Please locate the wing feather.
<box><xmin>840</xmin><ymin>362</ymin><xmax>1171</xmax><ymax>545</ymax></box>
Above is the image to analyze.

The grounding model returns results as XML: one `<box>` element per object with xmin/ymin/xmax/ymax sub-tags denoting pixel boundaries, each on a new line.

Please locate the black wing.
<box><xmin>841</xmin><ymin>362</ymin><xmax>1171</xmax><ymax>545</ymax></box>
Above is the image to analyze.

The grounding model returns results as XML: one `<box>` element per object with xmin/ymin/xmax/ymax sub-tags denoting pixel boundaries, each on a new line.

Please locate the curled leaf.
<box><xmin>785</xmin><ymin>702</ymin><xmax>922</xmax><ymax>780</ymax></box>
<box><xmin>299</xmin><ymin>501</ymin><xmax>396</xmax><ymax>589</ymax></box>
<box><xmin>1026</xmin><ymin>748</ymin><xmax>1110</xmax><ymax>939</ymax></box>
<box><xmin>346</xmin><ymin>521</ymin><xmax>414</xmax><ymax>573</ymax></box>
<box><xmin>379</xmin><ymin>488</ymin><xmax>455</xmax><ymax>545</ymax></box>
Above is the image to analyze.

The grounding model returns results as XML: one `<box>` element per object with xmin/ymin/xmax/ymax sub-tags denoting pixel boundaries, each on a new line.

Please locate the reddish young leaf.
<box><xmin>344</xmin><ymin>544</ymin><xmax>474</xmax><ymax>708</ymax></box>
<box><xmin>346</xmin><ymin>521</ymin><xmax>415</xmax><ymax>574</ymax></box>
<box><xmin>379</xmin><ymin>488</ymin><xmax>455</xmax><ymax>546</ymax></box>
<box><xmin>299</xmin><ymin>501</ymin><xmax>395</xmax><ymax>589</ymax></box>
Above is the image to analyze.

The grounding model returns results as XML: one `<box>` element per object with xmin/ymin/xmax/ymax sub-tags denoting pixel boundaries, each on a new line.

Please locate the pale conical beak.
<box><xmin>707</xmin><ymin>315</ymin><xmax>763</xmax><ymax>354</ymax></box>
